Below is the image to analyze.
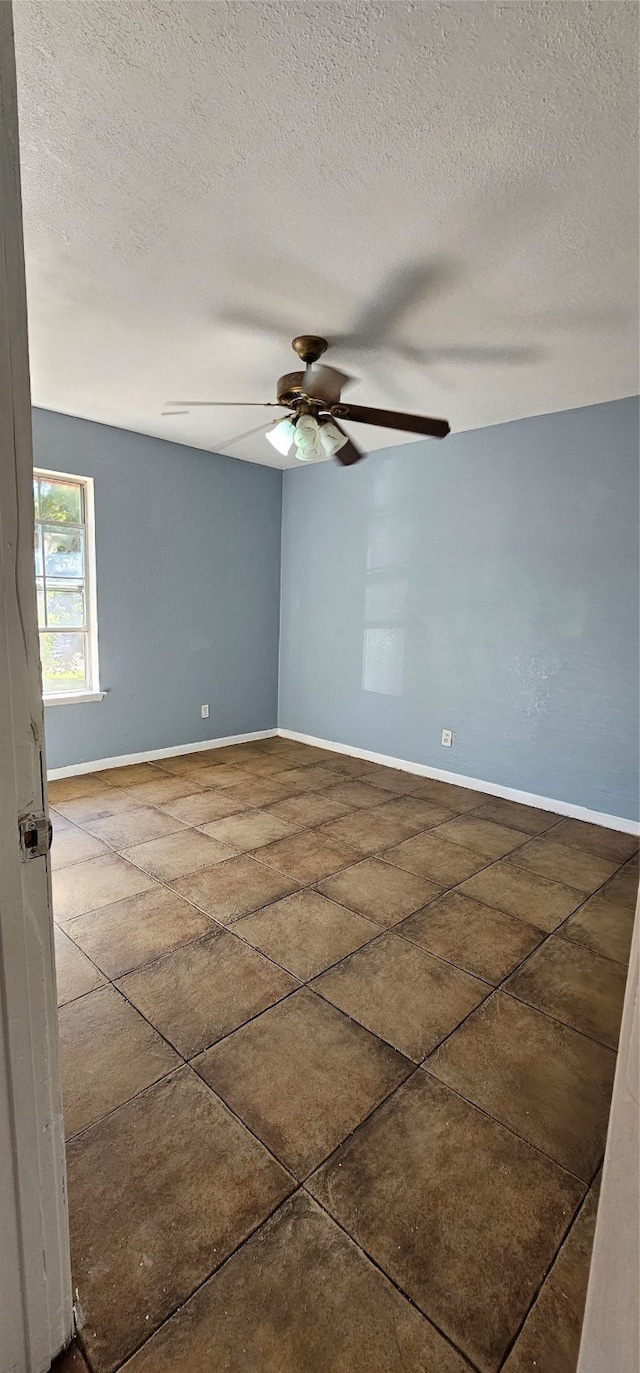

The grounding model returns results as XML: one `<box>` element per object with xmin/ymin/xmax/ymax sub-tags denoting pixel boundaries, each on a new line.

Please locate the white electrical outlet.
<box><xmin>201</xmin><ymin>704</ymin><xmax>209</xmax><ymax>719</ymax></box>
<box><xmin>441</xmin><ymin>728</ymin><xmax>453</xmax><ymax>747</ymax></box>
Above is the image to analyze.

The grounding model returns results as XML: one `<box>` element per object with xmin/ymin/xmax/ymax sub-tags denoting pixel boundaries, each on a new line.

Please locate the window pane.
<box><xmin>36</xmin><ymin>579</ymin><xmax>45</xmax><ymax>628</ymax></box>
<box><xmin>43</xmin><ymin>526</ymin><xmax>84</xmax><ymax>578</ymax></box>
<box><xmin>34</xmin><ymin>525</ymin><xmax>43</xmax><ymax>576</ymax></box>
<box><xmin>46</xmin><ymin>585</ymin><xmax>85</xmax><ymax>627</ymax></box>
<box><xmin>40</xmin><ymin>632</ymin><xmax>87</xmax><ymax>694</ymax></box>
<box><xmin>39</xmin><ymin>479</ymin><xmax>82</xmax><ymax>524</ymax></box>
<box><xmin>33</xmin><ymin>478</ymin><xmax>40</xmax><ymax>519</ymax></box>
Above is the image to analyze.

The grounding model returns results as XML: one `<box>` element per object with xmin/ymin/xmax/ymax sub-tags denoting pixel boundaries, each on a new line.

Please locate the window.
<box><xmin>33</xmin><ymin>469</ymin><xmax>101</xmax><ymax>701</ymax></box>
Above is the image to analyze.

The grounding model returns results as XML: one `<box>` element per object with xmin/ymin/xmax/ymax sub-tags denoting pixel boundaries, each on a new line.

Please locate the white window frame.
<box><xmin>34</xmin><ymin>466</ymin><xmax>104</xmax><ymax>705</ymax></box>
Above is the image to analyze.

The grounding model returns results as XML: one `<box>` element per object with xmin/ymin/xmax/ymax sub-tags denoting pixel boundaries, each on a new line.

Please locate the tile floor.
<box><xmin>49</xmin><ymin>737</ymin><xmax>638</xmax><ymax>1373</ymax></box>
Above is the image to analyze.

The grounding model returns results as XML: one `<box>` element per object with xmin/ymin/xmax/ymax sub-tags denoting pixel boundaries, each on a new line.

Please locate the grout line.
<box><xmin>420</xmin><ymin>1045</ymin><xmax>594</xmax><ymax>1185</ymax></box>
<box><xmin>302</xmin><ymin>1180</ymin><xmax>483</xmax><ymax>1373</ymax></box>
<box><xmin>56</xmin><ymin>775</ymin><xmax>634</xmax><ymax>1037</ymax></box>
<box><xmin>64</xmin><ymin>1040</ymin><xmax>300</xmax><ymax>1192</ymax></box>
<box><xmin>87</xmin><ymin>1181</ymin><xmax>304</xmax><ymax>1373</ymax></box>
<box><xmin>64</xmin><ymin>1060</ymin><xmax>186</xmax><ymax>1148</ymax></box>
<box><xmin>495</xmin><ymin>1179</ymin><xmax>598</xmax><ymax>1370</ymax></box>
<box><xmin>191</xmin><ymin>1034</ymin><xmax>415</xmax><ymax>1188</ymax></box>
<box><xmin>498</xmin><ymin>983</ymin><xmax>622</xmax><ymax>1053</ymax></box>
<box><xmin>53</xmin><ymin>744</ymin><xmax>635</xmax><ymax>1369</ymax></box>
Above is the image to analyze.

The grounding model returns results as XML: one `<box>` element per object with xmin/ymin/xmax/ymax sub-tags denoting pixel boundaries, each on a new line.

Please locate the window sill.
<box><xmin>43</xmin><ymin>690</ymin><xmax>106</xmax><ymax>706</ymax></box>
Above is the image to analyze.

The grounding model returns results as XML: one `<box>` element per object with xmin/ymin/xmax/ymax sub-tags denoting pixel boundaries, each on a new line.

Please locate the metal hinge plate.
<box><xmin>19</xmin><ymin>813</ymin><xmax>53</xmax><ymax>860</ymax></box>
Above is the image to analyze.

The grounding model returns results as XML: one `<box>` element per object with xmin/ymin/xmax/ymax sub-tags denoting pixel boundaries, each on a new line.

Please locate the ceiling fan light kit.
<box><xmin>265</xmin><ymin>416</ymin><xmax>297</xmax><ymax>456</ymax></box>
<box><xmin>164</xmin><ymin>335</ymin><xmax>450</xmax><ymax>465</ymax></box>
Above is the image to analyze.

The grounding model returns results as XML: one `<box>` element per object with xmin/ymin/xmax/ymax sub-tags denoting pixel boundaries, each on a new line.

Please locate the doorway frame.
<box><xmin>0</xmin><ymin>6</ymin><xmax>73</xmax><ymax>1369</ymax></box>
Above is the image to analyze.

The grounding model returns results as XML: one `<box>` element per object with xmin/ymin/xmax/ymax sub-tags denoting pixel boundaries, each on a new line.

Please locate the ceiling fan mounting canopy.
<box><xmin>291</xmin><ymin>334</ymin><xmax>328</xmax><ymax>364</ymax></box>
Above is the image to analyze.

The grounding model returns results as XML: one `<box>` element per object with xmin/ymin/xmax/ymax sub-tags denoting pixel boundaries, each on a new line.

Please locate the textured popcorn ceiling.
<box><xmin>13</xmin><ymin>1</ymin><xmax>639</xmax><ymax>467</ymax></box>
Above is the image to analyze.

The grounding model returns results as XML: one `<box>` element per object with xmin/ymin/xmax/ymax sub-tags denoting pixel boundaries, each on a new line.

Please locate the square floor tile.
<box><xmin>603</xmin><ymin>859</ymin><xmax>639</xmax><ymax>907</ymax></box>
<box><xmin>49</xmin><ymin>810</ymin><xmax>74</xmax><ymax>834</ymax></box>
<box><xmin>380</xmin><ymin>794</ymin><xmax>457</xmax><ymax>831</ymax></box>
<box><xmin>317</xmin><ymin>856</ymin><xmax>440</xmax><ymax>926</ymax></box>
<box><xmin>367</xmin><ymin>767</ymin><xmax>421</xmax><ymax>793</ymax></box>
<box><xmin>54</xmin><ymin>926</ymin><xmax>107</xmax><ymax>1005</ymax></box>
<box><xmin>322</xmin><ymin>780</ymin><xmax>396</xmax><ymax>810</ymax></box>
<box><xmin>318</xmin><ymin>755</ymin><xmax>374</xmax><ymax>778</ymax></box>
<box><xmin>234</xmin><ymin>890</ymin><xmax>378</xmax><ymax>979</ymax></box>
<box><xmin>118</xmin><ymin>930</ymin><xmax>296</xmax><ymax>1057</ymax></box>
<box><xmin>205</xmin><ymin>742</ymin><xmax>270</xmax><ymax>762</ymax></box>
<box><xmin>313</xmin><ymin>931</ymin><xmax>488</xmax><ymax>1061</ymax></box>
<box><xmin>221</xmin><ymin>777</ymin><xmax>296</xmax><ymax>808</ymax></box>
<box><xmin>240</xmin><ymin>754</ymin><xmax>300</xmax><ymax>777</ymax></box>
<box><xmin>191</xmin><ymin>764</ymin><xmax>256</xmax><ymax>788</ymax></box>
<box><xmin>124</xmin><ymin>775</ymin><xmax>207</xmax><ymax>806</ymax></box>
<box><xmin>398</xmin><ymin>890</ymin><xmax>543</xmax><ymax>983</ymax></box>
<box><xmin>408</xmin><ymin>778</ymin><xmax>483</xmax><ymax>811</ymax></box>
<box><xmin>48</xmin><ymin>773</ymin><xmax>113</xmax><ymax>803</ymax></box>
<box><xmin>193</xmin><ymin>988</ymin><xmax>411</xmax><ymax>1178</ymax></box>
<box><xmin>65</xmin><ymin>886</ymin><xmax>216</xmax><ymax>980</ymax></box>
<box><xmin>549</xmin><ymin>818</ymin><xmax>638</xmax><ymax>865</ymax></box>
<box><xmin>308</xmin><ymin>1072</ymin><xmax>584</xmax><ymax>1373</ymax></box>
<box><xmin>50</xmin><ymin>823</ymin><xmax>111</xmax><ymax>870</ymax></box>
<box><xmin>52</xmin><ymin>853</ymin><xmax>156</xmax><ymax>922</ymax></box>
<box><xmin>257</xmin><ymin>830</ymin><xmax>358</xmax><ymax>883</ymax></box>
<box><xmin>158</xmin><ymin>788</ymin><xmax>253</xmax><ymax>824</ymax></box>
<box><xmin>384</xmin><ymin>832</ymin><xmax>488</xmax><ymax>886</ymax></box>
<box><xmin>427</xmin><ymin>992</ymin><xmax>615</xmax><ymax>1180</ymax></box>
<box><xmin>320</xmin><ymin>805</ymin><xmax>431</xmax><ymax>856</ymax></box>
<box><xmin>270</xmin><ymin>765</ymin><xmax>345</xmax><ymax>793</ymax></box>
<box><xmin>561</xmin><ymin>889</ymin><xmax>636</xmax><ymax>966</ymax></box>
<box><xmin>52</xmin><ymin>788</ymin><xmax>142</xmax><ymax>823</ymax></box>
<box><xmin>433</xmin><ymin>815</ymin><xmax>529</xmax><ymax>861</ymax></box>
<box><xmin>124</xmin><ymin>1191</ymin><xmax>469</xmax><ymax>1373</ymax></box>
<box><xmin>59</xmin><ymin>984</ymin><xmax>180</xmax><ymax>1137</ymax></box>
<box><xmin>458</xmin><ymin>861</ymin><xmax>584</xmax><ymax>931</ymax></box>
<box><xmin>152</xmin><ymin>751</ymin><xmax>213</xmax><ymax>775</ymax></box>
<box><xmin>95</xmin><ymin>762</ymin><xmax>169</xmax><ymax>788</ymax></box>
<box><xmin>84</xmin><ymin>805</ymin><xmax>188</xmax><ymax>850</ymax></box>
<box><xmin>122</xmin><ymin>829</ymin><xmax>237</xmax><ymax>880</ymax></box>
<box><xmin>269</xmin><ymin>789</ymin><xmax>353</xmax><ymax>827</ymax></box>
<box><xmin>503</xmin><ymin>1184</ymin><xmax>599</xmax><ymax>1373</ymax></box>
<box><xmin>276</xmin><ymin>743</ymin><xmax>338</xmax><ymax>765</ymax></box>
<box><xmin>509</xmin><ymin>838</ymin><xmax>618</xmax><ymax>893</ymax></box>
<box><xmin>67</xmin><ymin>1067</ymin><xmax>292</xmax><ymax>1373</ymax></box>
<box><xmin>199</xmin><ymin>808</ymin><xmax>297</xmax><ymax>850</ymax></box>
<box><xmin>505</xmin><ymin>936</ymin><xmax>628</xmax><ymax>1049</ymax></box>
<box><xmin>172</xmin><ymin>854</ymin><xmax>299</xmax><ymax>923</ymax></box>
<box><xmin>472</xmin><ymin>797</ymin><xmax>561</xmax><ymax>835</ymax></box>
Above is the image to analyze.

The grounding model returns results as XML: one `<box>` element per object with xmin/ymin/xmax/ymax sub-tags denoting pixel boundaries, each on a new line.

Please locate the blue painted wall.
<box><xmin>34</xmin><ymin>410</ymin><xmax>282</xmax><ymax>769</ymax></box>
<box><xmin>279</xmin><ymin>397</ymin><xmax>640</xmax><ymax>821</ymax></box>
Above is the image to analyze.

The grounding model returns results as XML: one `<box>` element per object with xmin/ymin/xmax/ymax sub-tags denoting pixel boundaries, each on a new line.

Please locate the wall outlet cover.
<box><xmin>201</xmin><ymin>704</ymin><xmax>209</xmax><ymax>719</ymax></box>
<box><xmin>441</xmin><ymin>728</ymin><xmax>453</xmax><ymax>747</ymax></box>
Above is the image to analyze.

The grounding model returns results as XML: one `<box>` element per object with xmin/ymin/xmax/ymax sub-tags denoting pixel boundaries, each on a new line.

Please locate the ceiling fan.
<box><xmin>163</xmin><ymin>335</ymin><xmax>450</xmax><ymax>466</ymax></box>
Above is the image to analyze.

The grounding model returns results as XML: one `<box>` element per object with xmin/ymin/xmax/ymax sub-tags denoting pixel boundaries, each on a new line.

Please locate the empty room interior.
<box><xmin>3</xmin><ymin>2</ymin><xmax>640</xmax><ymax>1372</ymax></box>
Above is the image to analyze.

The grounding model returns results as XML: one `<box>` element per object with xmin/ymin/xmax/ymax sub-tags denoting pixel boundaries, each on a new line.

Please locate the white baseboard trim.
<box><xmin>278</xmin><ymin>728</ymin><xmax>640</xmax><ymax>836</ymax></box>
<box><xmin>46</xmin><ymin>729</ymin><xmax>278</xmax><ymax>780</ymax></box>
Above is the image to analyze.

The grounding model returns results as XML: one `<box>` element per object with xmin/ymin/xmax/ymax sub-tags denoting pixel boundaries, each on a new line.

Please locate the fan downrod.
<box><xmin>291</xmin><ymin>335</ymin><xmax>328</xmax><ymax>365</ymax></box>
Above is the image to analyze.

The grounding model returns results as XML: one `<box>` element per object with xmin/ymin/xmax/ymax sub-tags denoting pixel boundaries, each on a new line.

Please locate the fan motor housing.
<box><xmin>277</xmin><ymin>371</ymin><xmax>306</xmax><ymax>406</ymax></box>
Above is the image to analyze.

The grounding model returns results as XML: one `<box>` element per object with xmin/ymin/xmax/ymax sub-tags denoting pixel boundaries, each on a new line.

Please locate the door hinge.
<box><xmin>19</xmin><ymin>813</ymin><xmax>53</xmax><ymax>860</ymax></box>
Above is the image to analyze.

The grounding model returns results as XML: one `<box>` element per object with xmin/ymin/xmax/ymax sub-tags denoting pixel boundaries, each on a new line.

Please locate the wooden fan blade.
<box><xmin>303</xmin><ymin>364</ymin><xmax>352</xmax><ymax>404</ymax></box>
<box><xmin>336</xmin><ymin>403</ymin><xmax>450</xmax><ymax>439</ymax></box>
<box><xmin>218</xmin><ymin>419</ymin><xmax>281</xmax><ymax>450</ymax></box>
<box><xmin>165</xmin><ymin>400</ymin><xmax>280</xmax><ymax>408</ymax></box>
<box><xmin>328</xmin><ymin>419</ymin><xmax>365</xmax><ymax>466</ymax></box>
